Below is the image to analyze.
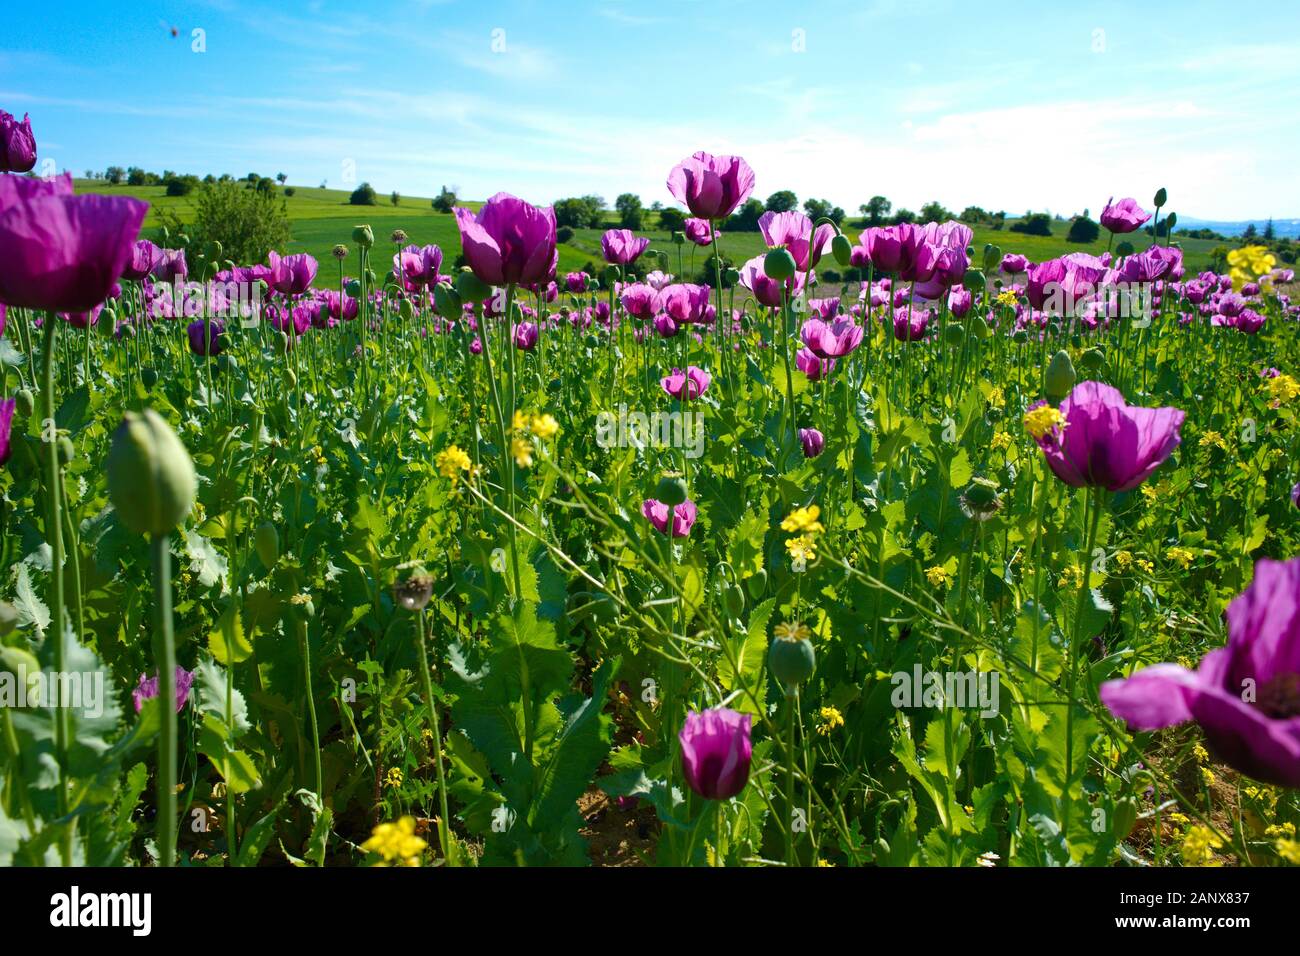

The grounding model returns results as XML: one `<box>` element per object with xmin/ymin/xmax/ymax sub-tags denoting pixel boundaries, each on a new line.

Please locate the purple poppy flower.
<box><xmin>1291</xmin><ymin>482</ymin><xmax>1300</xmax><ymax>510</ymax></box>
<box><xmin>566</xmin><ymin>271</ymin><xmax>590</xmax><ymax>294</ymax></box>
<box><xmin>683</xmin><ymin>218</ymin><xmax>714</xmax><ymax>246</ymax></box>
<box><xmin>0</xmin><ymin>110</ymin><xmax>36</xmax><ymax>173</ymax></box>
<box><xmin>800</xmin><ymin>316</ymin><xmax>863</xmax><ymax>358</ymax></box>
<box><xmin>641</xmin><ymin>498</ymin><xmax>698</xmax><ymax>538</ymax></box>
<box><xmin>187</xmin><ymin>318</ymin><xmax>225</xmax><ymax>356</ymax></box>
<box><xmin>1001</xmin><ymin>253</ymin><xmax>1029</xmax><ymax>274</ymax></box>
<box><xmin>666</xmin><ymin>151</ymin><xmax>755</xmax><ymax>221</ymax></box>
<box><xmin>619</xmin><ymin>283</ymin><xmax>659</xmax><ymax>320</ymax></box>
<box><xmin>152</xmin><ymin>248</ymin><xmax>188</xmax><ymax>283</ymax></box>
<box><xmin>0</xmin><ymin>397</ymin><xmax>14</xmax><ymax>466</ymax></box>
<box><xmin>1031</xmin><ymin>381</ymin><xmax>1184</xmax><ymax>492</ymax></box>
<box><xmin>652</xmin><ymin>313</ymin><xmax>679</xmax><ymax>338</ymax></box>
<box><xmin>679</xmin><ymin>707</ymin><xmax>752</xmax><ymax>800</ymax></box>
<box><xmin>660</xmin><ymin>365</ymin><xmax>710</xmax><ymax>400</ymax></box>
<box><xmin>132</xmin><ymin>666</ymin><xmax>195</xmax><ymax>714</ymax></box>
<box><xmin>1100</xmin><ymin>197</ymin><xmax>1151</xmax><ymax>234</ymax></box>
<box><xmin>758</xmin><ymin>210</ymin><xmax>834</xmax><ymax>272</ymax></box>
<box><xmin>796</xmin><ymin>347</ymin><xmax>836</xmax><ymax>381</ymax></box>
<box><xmin>1234</xmin><ymin>309</ymin><xmax>1266</xmax><ymax>335</ymax></box>
<box><xmin>601</xmin><ymin>228</ymin><xmax>650</xmax><ymax>266</ymax></box>
<box><xmin>948</xmin><ymin>286</ymin><xmax>973</xmax><ymax>318</ymax></box>
<box><xmin>0</xmin><ymin>180</ymin><xmax>148</xmax><ymax>313</ymax></box>
<box><xmin>799</xmin><ymin>427</ymin><xmax>825</xmax><ymax>458</ymax></box>
<box><xmin>739</xmin><ymin>255</ymin><xmax>808</xmax><ymax>308</ymax></box>
<box><xmin>121</xmin><ymin>239</ymin><xmax>161</xmax><ymax>281</ymax></box>
<box><xmin>454</xmin><ymin>192</ymin><xmax>558</xmax><ymax>287</ymax></box>
<box><xmin>513</xmin><ymin>321</ymin><xmax>538</xmax><ymax>351</ymax></box>
<box><xmin>660</xmin><ymin>283</ymin><xmax>711</xmax><ymax>325</ymax></box>
<box><xmin>892</xmin><ymin>307</ymin><xmax>930</xmax><ymax>342</ymax></box>
<box><xmin>1101</xmin><ymin>557</ymin><xmax>1300</xmax><ymax>787</ymax></box>
<box><xmin>268</xmin><ymin>251</ymin><xmax>318</xmax><ymax>296</ymax></box>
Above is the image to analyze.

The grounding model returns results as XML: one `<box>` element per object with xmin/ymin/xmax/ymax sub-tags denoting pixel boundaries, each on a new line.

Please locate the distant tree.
<box><xmin>1010</xmin><ymin>213</ymin><xmax>1053</xmax><ymax>236</ymax></box>
<box><xmin>126</xmin><ymin>166</ymin><xmax>147</xmax><ymax>186</ymax></box>
<box><xmin>959</xmin><ymin>206</ymin><xmax>988</xmax><ymax>223</ymax></box>
<box><xmin>431</xmin><ymin>186</ymin><xmax>457</xmax><ymax>213</ymax></box>
<box><xmin>255</xmin><ymin>177</ymin><xmax>276</xmax><ymax>195</ymax></box>
<box><xmin>276</xmin><ymin>172</ymin><xmax>287</xmax><ymax>185</ymax></box>
<box><xmin>727</xmin><ymin>198</ymin><xmax>765</xmax><ymax>231</ymax></box>
<box><xmin>245</xmin><ymin>172</ymin><xmax>260</xmax><ymax>183</ymax></box>
<box><xmin>350</xmin><ymin>182</ymin><xmax>378</xmax><ymax>206</ymax></box>
<box><xmin>319</xmin><ymin>181</ymin><xmax>328</xmax><ymax>189</ymax></box>
<box><xmin>556</xmin><ymin>226</ymin><xmax>575</xmax><ymax>244</ymax></box>
<box><xmin>203</xmin><ymin>174</ymin><xmax>216</xmax><ymax>184</ymax></box>
<box><xmin>164</xmin><ymin>174</ymin><xmax>200</xmax><ymax>197</ymax></box>
<box><xmin>861</xmin><ymin>195</ymin><xmax>891</xmax><ymax>225</ymax></box>
<box><xmin>159</xmin><ymin>179</ymin><xmax>291</xmax><ymax>266</ymax></box>
<box><xmin>105</xmin><ymin>166</ymin><xmax>125</xmax><ymax>185</ymax></box>
<box><xmin>1263</xmin><ymin>218</ymin><xmax>1276</xmax><ymax>240</ymax></box>
<box><xmin>765</xmin><ymin>190</ymin><xmax>798</xmax><ymax>213</ymax></box>
<box><xmin>554</xmin><ymin>196</ymin><xmax>604</xmax><ymax>229</ymax></box>
<box><xmin>650</xmin><ymin>200</ymin><xmax>663</xmax><ymax>212</ymax></box>
<box><xmin>919</xmin><ymin>200</ymin><xmax>952</xmax><ymax>223</ymax></box>
<box><xmin>284</xmin><ymin>186</ymin><xmax>296</xmax><ymax>197</ymax></box>
<box><xmin>390</xmin><ymin>190</ymin><xmax>401</xmax><ymax>206</ymax></box>
<box><xmin>891</xmin><ymin>208</ymin><xmax>916</xmax><ymax>225</ymax></box>
<box><xmin>803</xmin><ymin>198</ymin><xmax>845</xmax><ymax>225</ymax></box>
<box><xmin>658</xmin><ymin>207</ymin><xmax>687</xmax><ymax>233</ymax></box>
<box><xmin>615</xmin><ymin>193</ymin><xmax>644</xmax><ymax>230</ymax></box>
<box><xmin>1066</xmin><ymin>216</ymin><xmax>1100</xmax><ymax>243</ymax></box>
<box><xmin>1243</xmin><ymin>223</ymin><xmax>1258</xmax><ymax>239</ymax></box>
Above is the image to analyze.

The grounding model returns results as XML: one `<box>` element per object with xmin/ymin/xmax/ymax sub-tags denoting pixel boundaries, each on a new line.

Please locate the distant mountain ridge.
<box><xmin>1176</xmin><ymin>216</ymin><xmax>1300</xmax><ymax>239</ymax></box>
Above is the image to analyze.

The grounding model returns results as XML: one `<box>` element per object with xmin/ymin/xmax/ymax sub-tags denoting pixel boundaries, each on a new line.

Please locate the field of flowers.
<box><xmin>1</xmin><ymin>111</ymin><xmax>1298</xmax><ymax>869</ymax></box>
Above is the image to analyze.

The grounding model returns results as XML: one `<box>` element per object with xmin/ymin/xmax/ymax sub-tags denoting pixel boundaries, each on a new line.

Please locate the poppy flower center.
<box><xmin>1256</xmin><ymin>672</ymin><xmax>1300</xmax><ymax>719</ymax></box>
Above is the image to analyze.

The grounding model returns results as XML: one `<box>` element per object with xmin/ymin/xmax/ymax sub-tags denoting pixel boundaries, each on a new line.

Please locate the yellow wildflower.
<box><xmin>361</xmin><ymin>816</ymin><xmax>427</xmax><ymax>867</ymax></box>
<box><xmin>512</xmin><ymin>409</ymin><xmax>530</xmax><ymax>434</ymax></box>
<box><xmin>1136</xmin><ymin>559</ymin><xmax>1154</xmax><ymax>575</ymax></box>
<box><xmin>1278</xmin><ymin>839</ymin><xmax>1300</xmax><ymax>865</ymax></box>
<box><xmin>1181</xmin><ymin>825</ymin><xmax>1224</xmax><ymax>866</ymax></box>
<box><xmin>786</xmin><ymin>535</ymin><xmax>817</xmax><ymax>563</ymax></box>
<box><xmin>1198</xmin><ymin>430</ymin><xmax>1228</xmax><ymax>452</ymax></box>
<box><xmin>1199</xmin><ymin>766</ymin><xmax>1215</xmax><ymax>787</ymax></box>
<box><xmin>1166</xmin><ymin>546</ymin><xmax>1196</xmax><ymax>569</ymax></box>
<box><xmin>990</xmin><ymin>430</ymin><xmax>1013</xmax><ymax>452</ymax></box>
<box><xmin>1265</xmin><ymin>373</ymin><xmax>1300</xmax><ymax>406</ymax></box>
<box><xmin>996</xmin><ymin>289</ymin><xmax>1019</xmax><ymax>308</ymax></box>
<box><xmin>1192</xmin><ymin>743</ymin><xmax>1209</xmax><ymax>763</ymax></box>
<box><xmin>1114</xmin><ymin>550</ymin><xmax>1133</xmax><ymax>570</ymax></box>
<box><xmin>816</xmin><ymin>706</ymin><xmax>845</xmax><ymax>736</ymax></box>
<box><xmin>987</xmin><ymin>386</ymin><xmax>1006</xmax><ymax>409</ymax></box>
<box><xmin>530</xmin><ymin>413</ymin><xmax>560</xmax><ymax>440</ymax></box>
<box><xmin>1227</xmin><ymin>245</ymin><xmax>1276</xmax><ymax>291</ymax></box>
<box><xmin>1265</xmin><ymin>822</ymin><xmax>1296</xmax><ymax>839</ymax></box>
<box><xmin>1060</xmin><ymin>563</ymin><xmax>1084</xmax><ymax>589</ymax></box>
<box><xmin>925</xmin><ymin>565</ymin><xmax>953</xmax><ymax>588</ymax></box>
<box><xmin>781</xmin><ymin>505</ymin><xmax>825</xmax><ymax>534</ymax></box>
<box><xmin>511</xmin><ymin>436</ymin><xmax>534</xmax><ymax>469</ymax></box>
<box><xmin>385</xmin><ymin>766</ymin><xmax>403</xmax><ymax>788</ymax></box>
<box><xmin>1023</xmin><ymin>404</ymin><xmax>1066</xmax><ymax>440</ymax></box>
<box><xmin>436</xmin><ymin>445</ymin><xmax>473</xmax><ymax>483</ymax></box>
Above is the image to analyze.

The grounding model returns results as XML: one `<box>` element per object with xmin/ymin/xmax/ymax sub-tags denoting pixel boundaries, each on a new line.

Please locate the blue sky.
<box><xmin>4</xmin><ymin>0</ymin><xmax>1298</xmax><ymax>220</ymax></box>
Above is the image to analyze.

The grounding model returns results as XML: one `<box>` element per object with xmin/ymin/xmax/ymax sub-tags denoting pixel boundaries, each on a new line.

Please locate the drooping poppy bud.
<box><xmin>106</xmin><ymin>409</ymin><xmax>197</xmax><ymax>536</ymax></box>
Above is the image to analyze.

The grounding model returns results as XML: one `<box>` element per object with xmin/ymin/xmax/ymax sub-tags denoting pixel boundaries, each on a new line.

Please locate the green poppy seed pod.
<box><xmin>352</xmin><ymin>224</ymin><xmax>374</xmax><ymax>248</ymax></box>
<box><xmin>962</xmin><ymin>269</ymin><xmax>985</xmax><ymax>292</ymax></box>
<box><xmin>345</xmin><ymin>278</ymin><xmax>362</xmax><ymax>298</ymax></box>
<box><xmin>1153</xmin><ymin>187</ymin><xmax>1167</xmax><ymax>209</ymax></box>
<box><xmin>970</xmin><ymin>315</ymin><xmax>991</xmax><ymax>339</ymax></box>
<box><xmin>365</xmin><ymin>269</ymin><xmax>377</xmax><ymax>285</ymax></box>
<box><xmin>1012</xmin><ymin>329</ymin><xmax>1029</xmax><ymax>344</ymax></box>
<box><xmin>57</xmin><ymin>436</ymin><xmax>75</xmax><ymax>466</ymax></box>
<box><xmin>455</xmin><ymin>269</ymin><xmax>493</xmax><ymax>304</ymax></box>
<box><xmin>724</xmin><ymin>584</ymin><xmax>745</xmax><ymax>618</ymax></box>
<box><xmin>1165</xmin><ymin>211</ymin><xmax>1177</xmax><ymax>232</ymax></box>
<box><xmin>982</xmin><ymin>244</ymin><xmax>1002</xmax><ymax>273</ymax></box>
<box><xmin>943</xmin><ymin>323</ymin><xmax>965</xmax><ymax>346</ymax></box>
<box><xmin>14</xmin><ymin>388</ymin><xmax>34</xmax><ymax>418</ymax></box>
<box><xmin>603</xmin><ymin>265</ymin><xmax>622</xmax><ymax>285</ymax></box>
<box><xmin>106</xmin><ymin>409</ymin><xmax>198</xmax><ymax>536</ymax></box>
<box><xmin>671</xmin><ymin>231</ymin><xmax>685</xmax><ymax>245</ymax></box>
<box><xmin>769</xmin><ymin>633</ymin><xmax>816</xmax><ymax>693</ymax></box>
<box><xmin>655</xmin><ymin>475</ymin><xmax>688</xmax><ymax>506</ymax></box>
<box><xmin>141</xmin><ymin>368</ymin><xmax>158</xmax><ymax>389</ymax></box>
<box><xmin>831</xmin><ymin>233</ymin><xmax>853</xmax><ymax>267</ymax></box>
<box><xmin>331</xmin><ymin>244</ymin><xmax>349</xmax><ymax>261</ymax></box>
<box><xmin>1080</xmin><ymin>347</ymin><xmax>1105</xmax><ymax>372</ymax></box>
<box><xmin>583</xmin><ymin>334</ymin><xmax>600</xmax><ymax>350</ymax></box>
<box><xmin>0</xmin><ymin>644</ymin><xmax>40</xmax><ymax>703</ymax></box>
<box><xmin>433</xmin><ymin>282</ymin><xmax>462</xmax><ymax>316</ymax></box>
<box><xmin>656</xmin><ymin>251</ymin><xmax>669</xmax><ymax>271</ymax></box>
<box><xmin>723</xmin><ymin>267</ymin><xmax>739</xmax><ymax>286</ymax></box>
<box><xmin>1044</xmin><ymin>349</ymin><xmax>1077</xmax><ymax>404</ymax></box>
<box><xmin>0</xmin><ymin>601</ymin><xmax>18</xmax><ymax>636</ymax></box>
<box><xmin>255</xmin><ymin>522</ymin><xmax>280</xmax><ymax>567</ymax></box>
<box><xmin>763</xmin><ymin>247</ymin><xmax>797</xmax><ymax>281</ymax></box>
<box><xmin>961</xmin><ymin>477</ymin><xmax>1002</xmax><ymax>520</ymax></box>
<box><xmin>398</xmin><ymin>298</ymin><xmax>414</xmax><ymax>321</ymax></box>
<box><xmin>1115</xmin><ymin>240</ymin><xmax>1135</xmax><ymax>258</ymax></box>
<box><xmin>1113</xmin><ymin>797</ymin><xmax>1139</xmax><ymax>841</ymax></box>
<box><xmin>289</xmin><ymin>594</ymin><xmax>316</xmax><ymax>622</ymax></box>
<box><xmin>746</xmin><ymin>568</ymin><xmax>767</xmax><ymax>601</ymax></box>
<box><xmin>207</xmin><ymin>240</ymin><xmax>223</xmax><ymax>261</ymax></box>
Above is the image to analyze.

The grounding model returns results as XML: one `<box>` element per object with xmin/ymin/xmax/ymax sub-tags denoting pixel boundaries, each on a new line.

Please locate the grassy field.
<box><xmin>73</xmin><ymin>179</ymin><xmax>1219</xmax><ymax>287</ymax></box>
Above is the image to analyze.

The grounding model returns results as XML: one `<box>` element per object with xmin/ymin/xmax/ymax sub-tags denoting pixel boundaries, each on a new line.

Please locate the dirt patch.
<box><xmin>579</xmin><ymin>788</ymin><xmax>659</xmax><ymax>866</ymax></box>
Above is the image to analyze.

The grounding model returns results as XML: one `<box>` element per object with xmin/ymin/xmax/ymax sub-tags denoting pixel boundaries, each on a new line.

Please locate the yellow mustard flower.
<box><xmin>1265</xmin><ymin>373</ymin><xmax>1300</xmax><ymax>406</ymax></box>
<box><xmin>530</xmin><ymin>413</ymin><xmax>560</xmax><ymax>440</ymax></box>
<box><xmin>1166</xmin><ymin>546</ymin><xmax>1196</xmax><ymax>569</ymax></box>
<box><xmin>361</xmin><ymin>816</ymin><xmax>427</xmax><ymax>866</ymax></box>
<box><xmin>781</xmin><ymin>505</ymin><xmax>825</xmax><ymax>534</ymax></box>
<box><xmin>925</xmin><ymin>565</ymin><xmax>953</xmax><ymax>587</ymax></box>
<box><xmin>990</xmin><ymin>430</ymin><xmax>1013</xmax><ymax>452</ymax></box>
<box><xmin>816</xmin><ymin>706</ymin><xmax>845</xmax><ymax>736</ymax></box>
<box><xmin>786</xmin><ymin>535</ymin><xmax>817</xmax><ymax>563</ymax></box>
<box><xmin>385</xmin><ymin>766</ymin><xmax>403</xmax><ymax>788</ymax></box>
<box><xmin>436</xmin><ymin>445</ymin><xmax>473</xmax><ymax>483</ymax></box>
<box><xmin>511</xmin><ymin>436</ymin><xmax>534</xmax><ymax>469</ymax></box>
<box><xmin>1198</xmin><ymin>430</ymin><xmax>1228</xmax><ymax>452</ymax></box>
<box><xmin>1277</xmin><ymin>839</ymin><xmax>1300</xmax><ymax>865</ymax></box>
<box><xmin>1181</xmin><ymin>825</ymin><xmax>1224</xmax><ymax>867</ymax></box>
<box><xmin>1023</xmin><ymin>404</ymin><xmax>1067</xmax><ymax>440</ymax></box>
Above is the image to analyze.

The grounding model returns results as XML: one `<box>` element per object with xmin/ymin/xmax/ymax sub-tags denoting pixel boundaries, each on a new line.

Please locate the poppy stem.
<box><xmin>151</xmin><ymin>532</ymin><xmax>178</xmax><ymax>867</ymax></box>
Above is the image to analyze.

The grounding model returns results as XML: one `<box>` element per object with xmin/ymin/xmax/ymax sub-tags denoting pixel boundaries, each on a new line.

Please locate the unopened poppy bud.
<box><xmin>1153</xmin><ymin>187</ymin><xmax>1167</xmax><ymax>208</ymax></box>
<box><xmin>141</xmin><ymin>368</ymin><xmax>158</xmax><ymax>389</ymax></box>
<box><xmin>831</xmin><ymin>233</ymin><xmax>853</xmax><ymax>267</ymax></box>
<box><xmin>943</xmin><ymin>324</ymin><xmax>965</xmax><ymax>346</ymax></box>
<box><xmin>207</xmin><ymin>240</ymin><xmax>223</xmax><ymax>261</ymax></box>
<box><xmin>970</xmin><ymin>315</ymin><xmax>991</xmax><ymax>339</ymax></box>
<box><xmin>1045</xmin><ymin>349</ymin><xmax>1076</xmax><ymax>403</ymax></box>
<box><xmin>398</xmin><ymin>298</ymin><xmax>414</xmax><ymax>321</ymax></box>
<box><xmin>746</xmin><ymin>568</ymin><xmax>767</xmax><ymax>600</ymax></box>
<box><xmin>1079</xmin><ymin>347</ymin><xmax>1105</xmax><ymax>371</ymax></box>
<box><xmin>1164</xmin><ymin>211</ymin><xmax>1177</xmax><ymax>232</ymax></box>
<box><xmin>332</xmin><ymin>244</ymin><xmax>349</xmax><ymax>261</ymax></box>
<box><xmin>768</xmin><ymin>630</ymin><xmax>816</xmax><ymax>694</ymax></box>
<box><xmin>0</xmin><ymin>644</ymin><xmax>40</xmax><ymax>702</ymax></box>
<box><xmin>671</xmin><ymin>231</ymin><xmax>685</xmax><ymax>245</ymax></box>
<box><xmin>724</xmin><ymin>585</ymin><xmax>745</xmax><ymax>617</ymax></box>
<box><xmin>57</xmin><ymin>436</ymin><xmax>75</xmax><ymax>466</ymax></box>
<box><xmin>345</xmin><ymin>278</ymin><xmax>362</xmax><ymax>297</ymax></box>
<box><xmin>655</xmin><ymin>475</ymin><xmax>688</xmax><ymax>506</ymax></box>
<box><xmin>14</xmin><ymin>388</ymin><xmax>34</xmax><ymax>418</ymax></box>
<box><xmin>982</xmin><ymin>244</ymin><xmax>1002</xmax><ymax>273</ymax></box>
<box><xmin>255</xmin><ymin>522</ymin><xmax>279</xmax><ymax>567</ymax></box>
<box><xmin>352</xmin><ymin>224</ymin><xmax>374</xmax><ymax>248</ymax></box>
<box><xmin>763</xmin><ymin>248</ymin><xmax>797</xmax><ymax>281</ymax></box>
<box><xmin>433</xmin><ymin>282</ymin><xmax>461</xmax><ymax>315</ymax></box>
<box><xmin>106</xmin><ymin>409</ymin><xmax>198</xmax><ymax>536</ymax></box>
<box><xmin>455</xmin><ymin>269</ymin><xmax>493</xmax><ymax>304</ymax></box>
